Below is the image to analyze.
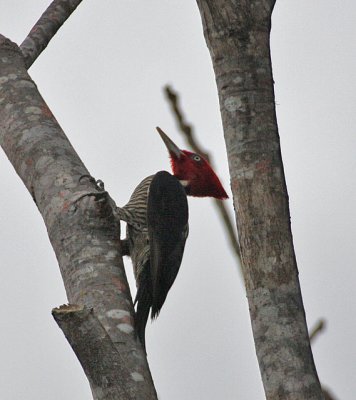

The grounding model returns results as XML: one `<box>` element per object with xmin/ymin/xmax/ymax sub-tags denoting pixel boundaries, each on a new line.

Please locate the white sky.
<box><xmin>1</xmin><ymin>1</ymin><xmax>355</xmax><ymax>399</ymax></box>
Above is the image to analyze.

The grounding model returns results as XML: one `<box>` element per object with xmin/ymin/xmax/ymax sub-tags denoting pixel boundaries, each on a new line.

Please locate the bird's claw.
<box><xmin>96</xmin><ymin>179</ymin><xmax>105</xmax><ymax>191</ymax></box>
<box><xmin>79</xmin><ymin>174</ymin><xmax>106</xmax><ymax>192</ymax></box>
<box><xmin>72</xmin><ymin>175</ymin><xmax>109</xmax><ymax>206</ymax></box>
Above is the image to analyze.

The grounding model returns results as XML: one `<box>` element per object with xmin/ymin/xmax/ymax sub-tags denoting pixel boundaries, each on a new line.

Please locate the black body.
<box><xmin>118</xmin><ymin>171</ymin><xmax>188</xmax><ymax>350</ymax></box>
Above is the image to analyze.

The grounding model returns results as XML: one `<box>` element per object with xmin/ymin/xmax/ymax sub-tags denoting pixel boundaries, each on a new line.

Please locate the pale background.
<box><xmin>1</xmin><ymin>1</ymin><xmax>355</xmax><ymax>399</ymax></box>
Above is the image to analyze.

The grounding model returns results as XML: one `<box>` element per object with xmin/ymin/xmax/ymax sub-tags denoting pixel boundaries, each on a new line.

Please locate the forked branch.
<box><xmin>0</xmin><ymin>35</ymin><xmax>157</xmax><ymax>400</ymax></box>
<box><xmin>53</xmin><ymin>305</ymin><xmax>137</xmax><ymax>399</ymax></box>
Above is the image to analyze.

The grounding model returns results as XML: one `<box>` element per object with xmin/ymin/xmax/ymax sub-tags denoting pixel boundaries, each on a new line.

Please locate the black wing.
<box><xmin>147</xmin><ymin>171</ymin><xmax>189</xmax><ymax>319</ymax></box>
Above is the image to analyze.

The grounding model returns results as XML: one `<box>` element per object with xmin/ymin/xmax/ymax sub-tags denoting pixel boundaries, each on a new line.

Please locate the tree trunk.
<box><xmin>0</xmin><ymin>35</ymin><xmax>157</xmax><ymax>400</ymax></box>
<box><xmin>195</xmin><ymin>1</ymin><xmax>324</xmax><ymax>399</ymax></box>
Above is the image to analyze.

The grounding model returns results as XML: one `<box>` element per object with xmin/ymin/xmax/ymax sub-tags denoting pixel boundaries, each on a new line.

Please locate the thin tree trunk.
<box><xmin>195</xmin><ymin>1</ymin><xmax>324</xmax><ymax>399</ymax></box>
<box><xmin>0</xmin><ymin>35</ymin><xmax>157</xmax><ymax>400</ymax></box>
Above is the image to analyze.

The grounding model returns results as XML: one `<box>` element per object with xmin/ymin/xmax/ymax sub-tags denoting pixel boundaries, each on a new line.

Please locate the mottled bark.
<box><xmin>196</xmin><ymin>1</ymin><xmax>324</xmax><ymax>399</ymax></box>
<box><xmin>53</xmin><ymin>305</ymin><xmax>142</xmax><ymax>400</ymax></box>
<box><xmin>0</xmin><ymin>35</ymin><xmax>157</xmax><ymax>400</ymax></box>
<box><xmin>20</xmin><ymin>0</ymin><xmax>83</xmax><ymax>69</ymax></box>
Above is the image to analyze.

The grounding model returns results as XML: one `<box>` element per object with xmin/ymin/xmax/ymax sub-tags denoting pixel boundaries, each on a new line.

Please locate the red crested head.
<box><xmin>156</xmin><ymin>127</ymin><xmax>228</xmax><ymax>200</ymax></box>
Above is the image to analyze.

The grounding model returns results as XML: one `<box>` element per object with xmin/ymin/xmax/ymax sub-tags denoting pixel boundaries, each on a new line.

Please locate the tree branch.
<box><xmin>20</xmin><ymin>0</ymin><xmax>83</xmax><ymax>69</ymax></box>
<box><xmin>164</xmin><ymin>85</ymin><xmax>241</xmax><ymax>267</ymax></box>
<box><xmin>308</xmin><ymin>320</ymin><xmax>338</xmax><ymax>400</ymax></box>
<box><xmin>195</xmin><ymin>1</ymin><xmax>324</xmax><ymax>399</ymax></box>
<box><xmin>53</xmin><ymin>304</ymin><xmax>141</xmax><ymax>400</ymax></box>
<box><xmin>0</xmin><ymin>35</ymin><xmax>157</xmax><ymax>399</ymax></box>
<box><xmin>323</xmin><ymin>387</ymin><xmax>338</xmax><ymax>400</ymax></box>
<box><xmin>309</xmin><ymin>319</ymin><xmax>326</xmax><ymax>343</ymax></box>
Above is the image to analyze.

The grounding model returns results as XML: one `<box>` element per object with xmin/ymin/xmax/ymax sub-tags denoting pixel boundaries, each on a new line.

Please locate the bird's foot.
<box><xmin>70</xmin><ymin>175</ymin><xmax>108</xmax><ymax>205</ymax></box>
<box><xmin>79</xmin><ymin>174</ymin><xmax>106</xmax><ymax>192</ymax></box>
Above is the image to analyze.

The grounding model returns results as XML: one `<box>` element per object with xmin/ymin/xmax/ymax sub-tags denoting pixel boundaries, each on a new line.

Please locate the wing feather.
<box><xmin>147</xmin><ymin>171</ymin><xmax>189</xmax><ymax>319</ymax></box>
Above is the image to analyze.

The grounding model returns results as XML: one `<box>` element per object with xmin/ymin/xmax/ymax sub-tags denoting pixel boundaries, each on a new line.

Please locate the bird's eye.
<box><xmin>192</xmin><ymin>155</ymin><xmax>201</xmax><ymax>162</ymax></box>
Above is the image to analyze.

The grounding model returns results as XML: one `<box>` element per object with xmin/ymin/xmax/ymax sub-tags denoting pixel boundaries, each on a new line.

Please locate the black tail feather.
<box><xmin>134</xmin><ymin>265</ymin><xmax>152</xmax><ymax>351</ymax></box>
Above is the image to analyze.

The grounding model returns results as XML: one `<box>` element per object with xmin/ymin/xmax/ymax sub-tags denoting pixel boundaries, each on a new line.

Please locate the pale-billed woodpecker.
<box><xmin>117</xmin><ymin>127</ymin><xmax>228</xmax><ymax>350</ymax></box>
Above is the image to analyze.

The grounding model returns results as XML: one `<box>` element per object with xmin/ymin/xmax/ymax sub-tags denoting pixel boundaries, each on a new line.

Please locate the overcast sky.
<box><xmin>1</xmin><ymin>1</ymin><xmax>355</xmax><ymax>399</ymax></box>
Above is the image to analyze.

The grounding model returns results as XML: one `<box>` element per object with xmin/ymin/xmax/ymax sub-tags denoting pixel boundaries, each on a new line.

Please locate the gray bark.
<box><xmin>20</xmin><ymin>0</ymin><xmax>83</xmax><ymax>69</ymax></box>
<box><xmin>53</xmin><ymin>305</ymin><xmax>143</xmax><ymax>400</ymax></box>
<box><xmin>0</xmin><ymin>35</ymin><xmax>157</xmax><ymax>400</ymax></box>
<box><xmin>195</xmin><ymin>1</ymin><xmax>324</xmax><ymax>399</ymax></box>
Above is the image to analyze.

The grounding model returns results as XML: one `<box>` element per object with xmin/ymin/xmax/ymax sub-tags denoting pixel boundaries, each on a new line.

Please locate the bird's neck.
<box><xmin>178</xmin><ymin>179</ymin><xmax>191</xmax><ymax>195</ymax></box>
<box><xmin>179</xmin><ymin>179</ymin><xmax>189</xmax><ymax>188</ymax></box>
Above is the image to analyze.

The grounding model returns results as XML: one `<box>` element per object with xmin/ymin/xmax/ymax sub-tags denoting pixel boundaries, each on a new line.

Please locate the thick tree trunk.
<box><xmin>0</xmin><ymin>35</ymin><xmax>157</xmax><ymax>400</ymax></box>
<box><xmin>196</xmin><ymin>2</ymin><xmax>324</xmax><ymax>399</ymax></box>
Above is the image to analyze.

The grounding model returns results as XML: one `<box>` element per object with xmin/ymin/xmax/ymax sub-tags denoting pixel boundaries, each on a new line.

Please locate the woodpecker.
<box><xmin>117</xmin><ymin>127</ymin><xmax>228</xmax><ymax>350</ymax></box>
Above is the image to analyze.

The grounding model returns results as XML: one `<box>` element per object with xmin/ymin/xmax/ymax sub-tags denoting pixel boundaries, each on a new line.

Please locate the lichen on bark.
<box><xmin>195</xmin><ymin>1</ymin><xmax>324</xmax><ymax>399</ymax></box>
